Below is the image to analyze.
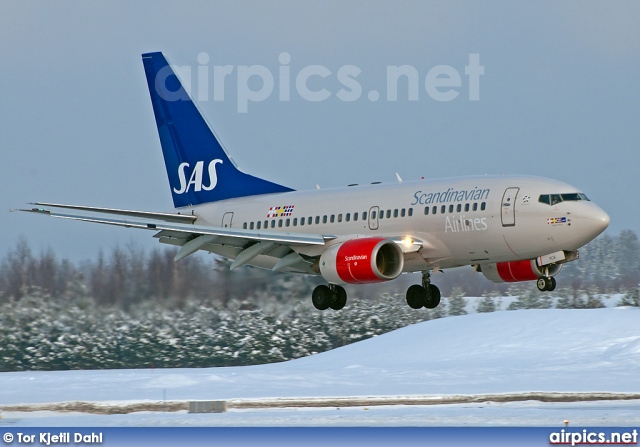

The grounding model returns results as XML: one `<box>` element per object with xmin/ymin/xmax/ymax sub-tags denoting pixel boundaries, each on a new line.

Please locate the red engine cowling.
<box><xmin>319</xmin><ymin>237</ymin><xmax>404</xmax><ymax>285</ymax></box>
<box><xmin>480</xmin><ymin>259</ymin><xmax>562</xmax><ymax>283</ymax></box>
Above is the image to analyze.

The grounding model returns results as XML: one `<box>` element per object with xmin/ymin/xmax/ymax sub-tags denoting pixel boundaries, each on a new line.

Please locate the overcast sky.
<box><xmin>2</xmin><ymin>0</ymin><xmax>639</xmax><ymax>261</ymax></box>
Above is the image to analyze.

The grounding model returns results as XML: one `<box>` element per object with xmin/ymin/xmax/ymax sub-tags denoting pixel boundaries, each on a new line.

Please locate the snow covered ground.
<box><xmin>1</xmin><ymin>307</ymin><xmax>639</xmax><ymax>426</ymax></box>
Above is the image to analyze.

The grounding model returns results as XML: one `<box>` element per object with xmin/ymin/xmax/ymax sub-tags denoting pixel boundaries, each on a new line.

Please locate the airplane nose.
<box><xmin>588</xmin><ymin>205</ymin><xmax>610</xmax><ymax>236</ymax></box>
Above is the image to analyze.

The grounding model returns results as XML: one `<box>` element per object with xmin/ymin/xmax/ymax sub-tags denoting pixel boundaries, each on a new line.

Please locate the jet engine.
<box><xmin>318</xmin><ymin>237</ymin><xmax>404</xmax><ymax>285</ymax></box>
<box><xmin>480</xmin><ymin>259</ymin><xmax>562</xmax><ymax>283</ymax></box>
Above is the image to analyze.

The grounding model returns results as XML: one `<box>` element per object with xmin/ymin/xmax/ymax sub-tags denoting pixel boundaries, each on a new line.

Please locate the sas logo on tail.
<box><xmin>174</xmin><ymin>159</ymin><xmax>223</xmax><ymax>194</ymax></box>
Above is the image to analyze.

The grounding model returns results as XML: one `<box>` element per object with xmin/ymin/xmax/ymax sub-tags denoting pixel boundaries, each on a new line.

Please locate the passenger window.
<box><xmin>346</xmin><ymin>213</ymin><xmax>350</xmax><ymax>222</ymax></box>
<box><xmin>323</xmin><ymin>215</ymin><xmax>328</xmax><ymax>224</ymax></box>
<box><xmin>473</xmin><ymin>203</ymin><xmax>478</xmax><ymax>211</ymax></box>
<box><xmin>271</xmin><ymin>220</ymin><xmax>276</xmax><ymax>228</ymax></box>
<box><xmin>371</xmin><ymin>211</ymin><xmax>376</xmax><ymax>219</ymax></box>
<box><xmin>315</xmin><ymin>216</ymin><xmax>320</xmax><ymax>225</ymax></box>
<box><xmin>433</xmin><ymin>206</ymin><xmax>438</xmax><ymax>215</ymax></box>
<box><xmin>457</xmin><ymin>204</ymin><xmax>462</xmax><ymax>212</ymax></box>
<box><xmin>481</xmin><ymin>202</ymin><xmax>486</xmax><ymax>211</ymax></box>
<box><xmin>408</xmin><ymin>208</ymin><xmax>413</xmax><ymax>217</ymax></box>
<box><xmin>441</xmin><ymin>205</ymin><xmax>446</xmax><ymax>214</ymax></box>
<box><xmin>264</xmin><ymin>220</ymin><xmax>268</xmax><ymax>228</ymax></box>
<box><xmin>308</xmin><ymin>217</ymin><xmax>312</xmax><ymax>225</ymax></box>
<box><xmin>379</xmin><ymin>210</ymin><xmax>384</xmax><ymax>219</ymax></box>
<box><xmin>465</xmin><ymin>203</ymin><xmax>470</xmax><ymax>212</ymax></box>
<box><xmin>330</xmin><ymin>215</ymin><xmax>335</xmax><ymax>223</ymax></box>
<box><xmin>449</xmin><ymin>205</ymin><xmax>454</xmax><ymax>213</ymax></box>
<box><xmin>401</xmin><ymin>208</ymin><xmax>406</xmax><ymax>217</ymax></box>
<box><xmin>354</xmin><ymin>212</ymin><xmax>359</xmax><ymax>221</ymax></box>
<box><xmin>257</xmin><ymin>221</ymin><xmax>261</xmax><ymax>230</ymax></box>
<box><xmin>278</xmin><ymin>219</ymin><xmax>283</xmax><ymax>227</ymax></box>
<box><xmin>250</xmin><ymin>222</ymin><xmax>254</xmax><ymax>230</ymax></box>
<box><xmin>338</xmin><ymin>214</ymin><xmax>342</xmax><ymax>223</ymax></box>
<box><xmin>393</xmin><ymin>209</ymin><xmax>398</xmax><ymax>218</ymax></box>
<box><xmin>293</xmin><ymin>218</ymin><xmax>297</xmax><ymax>226</ymax></box>
<box><xmin>386</xmin><ymin>210</ymin><xmax>391</xmax><ymax>218</ymax></box>
<box><xmin>243</xmin><ymin>222</ymin><xmax>247</xmax><ymax>229</ymax></box>
<box><xmin>424</xmin><ymin>206</ymin><xmax>429</xmax><ymax>215</ymax></box>
<box><xmin>362</xmin><ymin>211</ymin><xmax>367</xmax><ymax>220</ymax></box>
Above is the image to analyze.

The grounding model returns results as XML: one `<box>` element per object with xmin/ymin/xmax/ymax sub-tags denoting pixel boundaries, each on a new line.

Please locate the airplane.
<box><xmin>19</xmin><ymin>52</ymin><xmax>610</xmax><ymax>311</ymax></box>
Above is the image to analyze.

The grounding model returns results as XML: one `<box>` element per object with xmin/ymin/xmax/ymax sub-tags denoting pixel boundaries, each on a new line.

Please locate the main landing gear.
<box><xmin>536</xmin><ymin>276</ymin><xmax>556</xmax><ymax>292</ymax></box>
<box><xmin>312</xmin><ymin>284</ymin><xmax>347</xmax><ymax>311</ymax></box>
<box><xmin>406</xmin><ymin>271</ymin><xmax>441</xmax><ymax>309</ymax></box>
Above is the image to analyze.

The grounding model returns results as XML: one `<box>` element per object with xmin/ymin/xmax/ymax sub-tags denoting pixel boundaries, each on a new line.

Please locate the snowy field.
<box><xmin>1</xmin><ymin>307</ymin><xmax>639</xmax><ymax>426</ymax></box>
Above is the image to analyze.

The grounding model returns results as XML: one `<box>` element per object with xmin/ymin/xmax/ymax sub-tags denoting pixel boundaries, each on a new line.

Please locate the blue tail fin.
<box><xmin>142</xmin><ymin>52</ymin><xmax>294</xmax><ymax>208</ymax></box>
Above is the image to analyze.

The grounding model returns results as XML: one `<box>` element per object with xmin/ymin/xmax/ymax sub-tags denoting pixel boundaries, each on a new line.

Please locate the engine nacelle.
<box><xmin>480</xmin><ymin>259</ymin><xmax>562</xmax><ymax>283</ymax></box>
<box><xmin>318</xmin><ymin>237</ymin><xmax>404</xmax><ymax>285</ymax></box>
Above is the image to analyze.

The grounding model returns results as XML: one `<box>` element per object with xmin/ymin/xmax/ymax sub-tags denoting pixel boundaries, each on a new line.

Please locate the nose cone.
<box><xmin>586</xmin><ymin>205</ymin><xmax>610</xmax><ymax>238</ymax></box>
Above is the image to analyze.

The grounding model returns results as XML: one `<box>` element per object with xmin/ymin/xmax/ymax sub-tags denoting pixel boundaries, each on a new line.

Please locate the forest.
<box><xmin>0</xmin><ymin>230</ymin><xmax>638</xmax><ymax>372</ymax></box>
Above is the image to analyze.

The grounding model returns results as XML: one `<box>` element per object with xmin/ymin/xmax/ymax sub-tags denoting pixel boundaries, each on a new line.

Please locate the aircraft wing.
<box><xmin>18</xmin><ymin>203</ymin><xmax>335</xmax><ymax>274</ymax></box>
<box><xmin>28</xmin><ymin>202</ymin><xmax>199</xmax><ymax>224</ymax></box>
<box><xmin>17</xmin><ymin>203</ymin><xmax>431</xmax><ymax>274</ymax></box>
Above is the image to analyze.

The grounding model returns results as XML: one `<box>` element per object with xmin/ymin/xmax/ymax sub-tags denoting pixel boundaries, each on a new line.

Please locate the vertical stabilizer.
<box><xmin>142</xmin><ymin>52</ymin><xmax>293</xmax><ymax>208</ymax></box>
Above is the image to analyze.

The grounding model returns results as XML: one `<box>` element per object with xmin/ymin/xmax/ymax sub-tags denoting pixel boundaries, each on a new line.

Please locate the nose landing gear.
<box><xmin>537</xmin><ymin>265</ymin><xmax>557</xmax><ymax>292</ymax></box>
<box><xmin>537</xmin><ymin>276</ymin><xmax>556</xmax><ymax>292</ymax></box>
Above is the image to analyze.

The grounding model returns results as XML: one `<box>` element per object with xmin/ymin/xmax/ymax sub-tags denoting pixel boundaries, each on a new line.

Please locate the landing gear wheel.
<box><xmin>424</xmin><ymin>284</ymin><xmax>441</xmax><ymax>309</ymax></box>
<box><xmin>312</xmin><ymin>285</ymin><xmax>332</xmax><ymax>310</ymax></box>
<box><xmin>406</xmin><ymin>285</ymin><xmax>427</xmax><ymax>309</ymax></box>
<box><xmin>536</xmin><ymin>277</ymin><xmax>548</xmax><ymax>291</ymax></box>
<box><xmin>546</xmin><ymin>276</ymin><xmax>556</xmax><ymax>292</ymax></box>
<box><xmin>537</xmin><ymin>276</ymin><xmax>556</xmax><ymax>292</ymax></box>
<box><xmin>330</xmin><ymin>285</ymin><xmax>347</xmax><ymax>310</ymax></box>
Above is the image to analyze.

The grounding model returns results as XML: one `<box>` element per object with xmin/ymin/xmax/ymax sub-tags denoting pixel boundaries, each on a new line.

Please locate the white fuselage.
<box><xmin>182</xmin><ymin>175</ymin><xmax>609</xmax><ymax>273</ymax></box>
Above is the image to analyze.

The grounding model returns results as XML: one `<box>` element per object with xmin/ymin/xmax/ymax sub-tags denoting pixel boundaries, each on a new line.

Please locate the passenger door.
<box><xmin>501</xmin><ymin>187</ymin><xmax>519</xmax><ymax>227</ymax></box>
<box><xmin>222</xmin><ymin>212</ymin><xmax>234</xmax><ymax>228</ymax></box>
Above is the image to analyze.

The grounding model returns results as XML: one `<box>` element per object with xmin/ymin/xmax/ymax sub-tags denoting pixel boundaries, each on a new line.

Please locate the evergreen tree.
<box><xmin>618</xmin><ymin>288</ymin><xmax>640</xmax><ymax>307</ymax></box>
<box><xmin>507</xmin><ymin>284</ymin><xmax>552</xmax><ymax>310</ymax></box>
<box><xmin>447</xmin><ymin>287</ymin><xmax>468</xmax><ymax>316</ymax></box>
<box><xmin>584</xmin><ymin>286</ymin><xmax>605</xmax><ymax>308</ymax></box>
<box><xmin>476</xmin><ymin>292</ymin><xmax>499</xmax><ymax>313</ymax></box>
<box><xmin>556</xmin><ymin>288</ymin><xmax>586</xmax><ymax>309</ymax></box>
<box><xmin>616</xmin><ymin>230</ymin><xmax>640</xmax><ymax>288</ymax></box>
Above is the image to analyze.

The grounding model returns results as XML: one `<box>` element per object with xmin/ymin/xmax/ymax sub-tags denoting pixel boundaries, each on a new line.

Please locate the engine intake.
<box><xmin>480</xmin><ymin>259</ymin><xmax>562</xmax><ymax>283</ymax></box>
<box><xmin>319</xmin><ymin>237</ymin><xmax>404</xmax><ymax>285</ymax></box>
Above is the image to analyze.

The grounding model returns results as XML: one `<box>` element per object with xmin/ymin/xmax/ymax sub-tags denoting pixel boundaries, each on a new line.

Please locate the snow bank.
<box><xmin>1</xmin><ymin>308</ymin><xmax>638</xmax><ymax>407</ymax></box>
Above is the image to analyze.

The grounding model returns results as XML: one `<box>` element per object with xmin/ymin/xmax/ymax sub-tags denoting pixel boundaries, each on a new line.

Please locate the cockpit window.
<box><xmin>561</xmin><ymin>193</ymin><xmax>581</xmax><ymax>201</ymax></box>
<box><xmin>539</xmin><ymin>192</ymin><xmax>590</xmax><ymax>205</ymax></box>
